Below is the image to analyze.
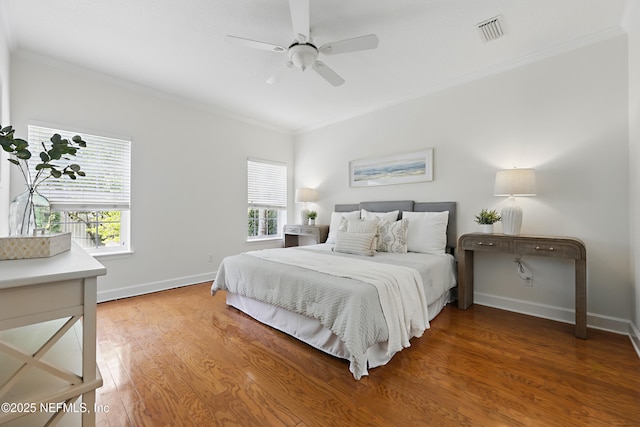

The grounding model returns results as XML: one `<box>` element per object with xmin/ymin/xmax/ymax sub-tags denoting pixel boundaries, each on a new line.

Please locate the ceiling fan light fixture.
<box><xmin>289</xmin><ymin>44</ymin><xmax>318</xmax><ymax>70</ymax></box>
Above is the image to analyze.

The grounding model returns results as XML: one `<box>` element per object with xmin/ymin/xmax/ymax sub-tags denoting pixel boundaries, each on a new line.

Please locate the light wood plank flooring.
<box><xmin>95</xmin><ymin>282</ymin><xmax>640</xmax><ymax>426</ymax></box>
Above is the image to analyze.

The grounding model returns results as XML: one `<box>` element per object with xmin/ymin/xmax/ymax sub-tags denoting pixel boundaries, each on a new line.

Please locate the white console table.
<box><xmin>0</xmin><ymin>243</ymin><xmax>106</xmax><ymax>426</ymax></box>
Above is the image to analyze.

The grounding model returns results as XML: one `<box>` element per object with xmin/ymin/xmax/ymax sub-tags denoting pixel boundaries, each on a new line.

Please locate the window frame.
<box><xmin>26</xmin><ymin>123</ymin><xmax>132</xmax><ymax>255</ymax></box>
<box><xmin>247</xmin><ymin>158</ymin><xmax>287</xmax><ymax>242</ymax></box>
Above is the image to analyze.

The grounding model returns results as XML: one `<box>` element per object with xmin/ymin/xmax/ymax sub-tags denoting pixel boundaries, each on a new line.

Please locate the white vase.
<box><xmin>480</xmin><ymin>224</ymin><xmax>494</xmax><ymax>234</ymax></box>
<box><xmin>308</xmin><ymin>219</ymin><xmax>316</xmax><ymax>225</ymax></box>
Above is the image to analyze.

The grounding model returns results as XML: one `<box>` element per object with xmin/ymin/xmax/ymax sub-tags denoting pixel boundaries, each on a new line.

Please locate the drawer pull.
<box><xmin>478</xmin><ymin>242</ymin><xmax>494</xmax><ymax>246</ymax></box>
<box><xmin>535</xmin><ymin>246</ymin><xmax>554</xmax><ymax>251</ymax></box>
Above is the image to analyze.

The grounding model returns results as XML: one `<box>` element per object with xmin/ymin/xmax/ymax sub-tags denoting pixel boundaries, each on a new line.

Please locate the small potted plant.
<box><xmin>306</xmin><ymin>210</ymin><xmax>317</xmax><ymax>225</ymax></box>
<box><xmin>474</xmin><ymin>209</ymin><xmax>501</xmax><ymax>234</ymax></box>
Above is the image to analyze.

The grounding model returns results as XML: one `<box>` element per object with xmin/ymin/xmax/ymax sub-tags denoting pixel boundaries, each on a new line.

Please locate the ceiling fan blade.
<box><xmin>319</xmin><ymin>34</ymin><xmax>379</xmax><ymax>55</ymax></box>
<box><xmin>266</xmin><ymin>62</ymin><xmax>294</xmax><ymax>85</ymax></box>
<box><xmin>312</xmin><ymin>61</ymin><xmax>345</xmax><ymax>87</ymax></box>
<box><xmin>289</xmin><ymin>0</ymin><xmax>310</xmax><ymax>43</ymax></box>
<box><xmin>225</xmin><ymin>35</ymin><xmax>286</xmax><ymax>53</ymax></box>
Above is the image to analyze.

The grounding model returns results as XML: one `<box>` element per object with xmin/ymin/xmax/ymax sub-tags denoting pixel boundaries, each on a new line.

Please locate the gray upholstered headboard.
<box><xmin>335</xmin><ymin>200</ymin><xmax>457</xmax><ymax>251</ymax></box>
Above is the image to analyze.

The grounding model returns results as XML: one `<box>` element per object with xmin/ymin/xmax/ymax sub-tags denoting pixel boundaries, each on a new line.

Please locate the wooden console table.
<box><xmin>457</xmin><ymin>233</ymin><xmax>587</xmax><ymax>339</ymax></box>
<box><xmin>0</xmin><ymin>243</ymin><xmax>106</xmax><ymax>426</ymax></box>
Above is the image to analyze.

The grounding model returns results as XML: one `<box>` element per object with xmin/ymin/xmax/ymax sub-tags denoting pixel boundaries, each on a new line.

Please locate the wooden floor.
<box><xmin>94</xmin><ymin>282</ymin><xmax>640</xmax><ymax>427</ymax></box>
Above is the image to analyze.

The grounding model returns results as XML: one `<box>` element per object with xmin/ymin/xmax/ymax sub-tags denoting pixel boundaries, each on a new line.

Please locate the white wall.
<box><xmin>10</xmin><ymin>52</ymin><xmax>294</xmax><ymax>301</ymax></box>
<box><xmin>0</xmin><ymin>16</ymin><xmax>11</xmax><ymax>236</ymax></box>
<box><xmin>628</xmin><ymin>0</ymin><xmax>640</xmax><ymax>350</ymax></box>
<box><xmin>295</xmin><ymin>35</ymin><xmax>631</xmax><ymax>331</ymax></box>
<box><xmin>4</xmin><ymin>21</ymin><xmax>635</xmax><ymax>337</ymax></box>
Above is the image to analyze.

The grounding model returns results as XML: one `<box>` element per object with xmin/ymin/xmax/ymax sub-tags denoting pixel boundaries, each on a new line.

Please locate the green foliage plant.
<box><xmin>474</xmin><ymin>209</ymin><xmax>501</xmax><ymax>225</ymax></box>
<box><xmin>248</xmin><ymin>208</ymin><xmax>278</xmax><ymax>237</ymax></box>
<box><xmin>307</xmin><ymin>210</ymin><xmax>317</xmax><ymax>220</ymax></box>
<box><xmin>0</xmin><ymin>125</ymin><xmax>86</xmax><ymax>190</ymax></box>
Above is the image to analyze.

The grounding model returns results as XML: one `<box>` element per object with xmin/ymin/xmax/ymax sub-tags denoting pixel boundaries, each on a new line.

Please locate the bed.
<box><xmin>211</xmin><ymin>200</ymin><xmax>457</xmax><ymax>379</ymax></box>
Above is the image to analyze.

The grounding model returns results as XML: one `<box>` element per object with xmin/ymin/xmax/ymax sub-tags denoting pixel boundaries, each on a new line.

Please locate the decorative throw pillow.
<box><xmin>377</xmin><ymin>218</ymin><xmax>409</xmax><ymax>253</ymax></box>
<box><xmin>338</xmin><ymin>217</ymin><xmax>378</xmax><ymax>234</ymax></box>
<box><xmin>338</xmin><ymin>218</ymin><xmax>379</xmax><ymax>253</ymax></box>
<box><xmin>326</xmin><ymin>210</ymin><xmax>360</xmax><ymax>243</ymax></box>
<box><xmin>402</xmin><ymin>211</ymin><xmax>449</xmax><ymax>255</ymax></box>
<box><xmin>333</xmin><ymin>231</ymin><xmax>376</xmax><ymax>256</ymax></box>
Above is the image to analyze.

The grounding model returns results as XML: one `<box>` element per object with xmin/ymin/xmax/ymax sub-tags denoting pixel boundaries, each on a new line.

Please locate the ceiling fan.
<box><xmin>226</xmin><ymin>0</ymin><xmax>379</xmax><ymax>87</ymax></box>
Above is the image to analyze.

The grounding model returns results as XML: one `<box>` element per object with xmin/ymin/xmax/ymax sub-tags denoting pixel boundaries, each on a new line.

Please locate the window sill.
<box><xmin>91</xmin><ymin>249</ymin><xmax>134</xmax><ymax>260</ymax></box>
<box><xmin>246</xmin><ymin>236</ymin><xmax>283</xmax><ymax>244</ymax></box>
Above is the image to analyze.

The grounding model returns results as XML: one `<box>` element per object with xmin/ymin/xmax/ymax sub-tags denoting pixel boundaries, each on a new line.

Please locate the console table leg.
<box><xmin>458</xmin><ymin>249</ymin><xmax>474</xmax><ymax>309</ymax></box>
<box><xmin>575</xmin><ymin>259</ymin><xmax>587</xmax><ymax>339</ymax></box>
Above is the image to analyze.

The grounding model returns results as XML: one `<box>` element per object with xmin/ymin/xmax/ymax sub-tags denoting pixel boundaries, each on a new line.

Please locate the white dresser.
<box><xmin>0</xmin><ymin>243</ymin><xmax>106</xmax><ymax>426</ymax></box>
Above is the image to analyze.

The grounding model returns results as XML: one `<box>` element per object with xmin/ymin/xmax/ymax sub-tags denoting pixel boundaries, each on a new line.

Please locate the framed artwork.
<box><xmin>349</xmin><ymin>149</ymin><xmax>433</xmax><ymax>187</ymax></box>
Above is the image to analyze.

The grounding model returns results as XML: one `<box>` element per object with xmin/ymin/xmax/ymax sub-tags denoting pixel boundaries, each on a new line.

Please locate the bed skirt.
<box><xmin>225</xmin><ymin>290</ymin><xmax>451</xmax><ymax>374</ymax></box>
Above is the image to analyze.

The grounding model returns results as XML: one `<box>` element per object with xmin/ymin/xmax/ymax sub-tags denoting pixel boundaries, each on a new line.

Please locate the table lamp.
<box><xmin>494</xmin><ymin>168</ymin><xmax>536</xmax><ymax>235</ymax></box>
<box><xmin>295</xmin><ymin>187</ymin><xmax>317</xmax><ymax>225</ymax></box>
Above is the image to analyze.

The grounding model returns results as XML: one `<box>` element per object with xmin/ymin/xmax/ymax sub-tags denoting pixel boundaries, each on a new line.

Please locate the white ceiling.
<box><xmin>0</xmin><ymin>0</ymin><xmax>632</xmax><ymax>133</ymax></box>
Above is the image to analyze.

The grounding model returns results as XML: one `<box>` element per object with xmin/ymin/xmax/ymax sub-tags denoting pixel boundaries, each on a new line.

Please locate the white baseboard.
<box><xmin>630</xmin><ymin>322</ymin><xmax>640</xmax><ymax>358</ymax></box>
<box><xmin>97</xmin><ymin>272</ymin><xmax>215</xmax><ymax>302</ymax></box>
<box><xmin>474</xmin><ymin>292</ymin><xmax>630</xmax><ymax>335</ymax></box>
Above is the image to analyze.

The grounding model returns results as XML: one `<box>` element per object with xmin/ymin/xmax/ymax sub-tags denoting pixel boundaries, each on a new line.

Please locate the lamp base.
<box><xmin>300</xmin><ymin>208</ymin><xmax>309</xmax><ymax>225</ymax></box>
<box><xmin>501</xmin><ymin>198</ymin><xmax>522</xmax><ymax>235</ymax></box>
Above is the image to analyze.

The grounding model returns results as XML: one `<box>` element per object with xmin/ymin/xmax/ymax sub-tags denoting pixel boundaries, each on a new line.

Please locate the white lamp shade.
<box><xmin>494</xmin><ymin>168</ymin><xmax>536</xmax><ymax>196</ymax></box>
<box><xmin>295</xmin><ymin>188</ymin><xmax>317</xmax><ymax>203</ymax></box>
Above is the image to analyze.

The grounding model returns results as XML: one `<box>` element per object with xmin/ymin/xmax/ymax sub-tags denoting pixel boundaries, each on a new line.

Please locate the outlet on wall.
<box><xmin>208</xmin><ymin>254</ymin><xmax>214</xmax><ymax>263</ymax></box>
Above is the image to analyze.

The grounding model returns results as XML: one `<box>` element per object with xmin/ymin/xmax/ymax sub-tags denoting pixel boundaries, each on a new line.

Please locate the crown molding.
<box><xmin>294</xmin><ymin>26</ymin><xmax>626</xmax><ymax>135</ymax></box>
<box><xmin>13</xmin><ymin>50</ymin><xmax>294</xmax><ymax>136</ymax></box>
<box><xmin>621</xmin><ymin>0</ymin><xmax>640</xmax><ymax>32</ymax></box>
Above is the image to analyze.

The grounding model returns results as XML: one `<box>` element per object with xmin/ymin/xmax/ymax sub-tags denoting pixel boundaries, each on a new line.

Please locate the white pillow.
<box><xmin>326</xmin><ymin>210</ymin><xmax>360</xmax><ymax>243</ymax></box>
<box><xmin>333</xmin><ymin>231</ymin><xmax>376</xmax><ymax>256</ymax></box>
<box><xmin>402</xmin><ymin>211</ymin><xmax>449</xmax><ymax>255</ymax></box>
<box><xmin>361</xmin><ymin>209</ymin><xmax>399</xmax><ymax>224</ymax></box>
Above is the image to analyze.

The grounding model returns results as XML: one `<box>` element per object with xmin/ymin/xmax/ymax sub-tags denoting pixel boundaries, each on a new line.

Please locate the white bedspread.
<box><xmin>246</xmin><ymin>248</ymin><xmax>430</xmax><ymax>358</ymax></box>
<box><xmin>213</xmin><ymin>246</ymin><xmax>455</xmax><ymax>379</ymax></box>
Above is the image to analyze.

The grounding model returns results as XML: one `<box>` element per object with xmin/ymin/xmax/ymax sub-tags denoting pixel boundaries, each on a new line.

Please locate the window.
<box><xmin>247</xmin><ymin>158</ymin><xmax>287</xmax><ymax>240</ymax></box>
<box><xmin>28</xmin><ymin>125</ymin><xmax>131</xmax><ymax>254</ymax></box>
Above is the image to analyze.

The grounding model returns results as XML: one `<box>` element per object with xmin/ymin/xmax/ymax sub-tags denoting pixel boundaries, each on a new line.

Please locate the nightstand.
<box><xmin>283</xmin><ymin>224</ymin><xmax>329</xmax><ymax>247</ymax></box>
<box><xmin>457</xmin><ymin>233</ymin><xmax>587</xmax><ymax>339</ymax></box>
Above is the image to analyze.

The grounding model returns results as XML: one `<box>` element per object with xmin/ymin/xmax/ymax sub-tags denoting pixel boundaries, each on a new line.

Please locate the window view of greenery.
<box><xmin>50</xmin><ymin>210</ymin><xmax>122</xmax><ymax>249</ymax></box>
<box><xmin>247</xmin><ymin>208</ymin><xmax>279</xmax><ymax>238</ymax></box>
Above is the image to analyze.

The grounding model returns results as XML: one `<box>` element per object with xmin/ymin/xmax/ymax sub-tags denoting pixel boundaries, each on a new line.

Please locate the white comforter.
<box><xmin>247</xmin><ymin>248</ymin><xmax>430</xmax><ymax>359</ymax></box>
<box><xmin>213</xmin><ymin>246</ymin><xmax>456</xmax><ymax>379</ymax></box>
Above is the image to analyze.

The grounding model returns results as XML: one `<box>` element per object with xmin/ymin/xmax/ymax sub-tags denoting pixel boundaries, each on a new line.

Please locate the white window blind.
<box><xmin>27</xmin><ymin>125</ymin><xmax>131</xmax><ymax>210</ymax></box>
<box><xmin>247</xmin><ymin>158</ymin><xmax>287</xmax><ymax>209</ymax></box>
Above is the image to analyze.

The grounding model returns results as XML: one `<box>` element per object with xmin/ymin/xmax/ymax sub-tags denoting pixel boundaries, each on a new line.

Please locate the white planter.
<box><xmin>480</xmin><ymin>224</ymin><xmax>494</xmax><ymax>234</ymax></box>
<box><xmin>308</xmin><ymin>219</ymin><xmax>316</xmax><ymax>225</ymax></box>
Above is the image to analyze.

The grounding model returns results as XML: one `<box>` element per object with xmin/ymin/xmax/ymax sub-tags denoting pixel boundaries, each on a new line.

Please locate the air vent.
<box><xmin>477</xmin><ymin>16</ymin><xmax>504</xmax><ymax>42</ymax></box>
